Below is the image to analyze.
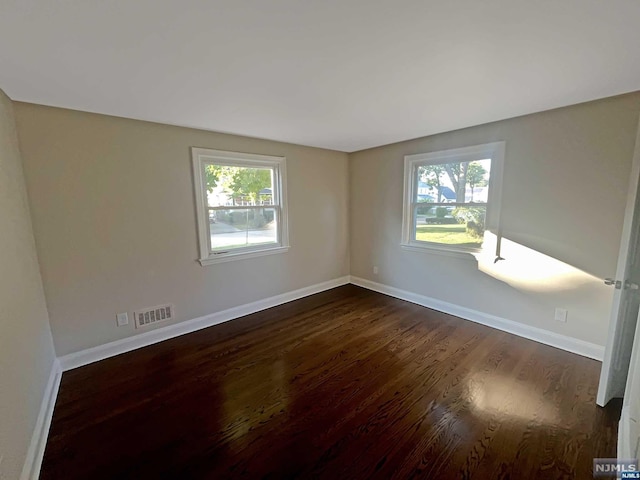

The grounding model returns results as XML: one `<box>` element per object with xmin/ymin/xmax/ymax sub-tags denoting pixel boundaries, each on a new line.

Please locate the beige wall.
<box><xmin>350</xmin><ymin>93</ymin><xmax>640</xmax><ymax>346</ymax></box>
<box><xmin>15</xmin><ymin>103</ymin><xmax>350</xmax><ymax>356</ymax></box>
<box><xmin>10</xmin><ymin>91</ymin><xmax>640</xmax><ymax>361</ymax></box>
<box><xmin>0</xmin><ymin>91</ymin><xmax>56</xmax><ymax>478</ymax></box>
<box><xmin>5</xmin><ymin>80</ymin><xmax>640</xmax><ymax>476</ymax></box>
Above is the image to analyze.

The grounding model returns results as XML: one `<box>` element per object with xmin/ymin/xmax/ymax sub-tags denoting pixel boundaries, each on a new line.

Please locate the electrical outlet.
<box><xmin>554</xmin><ymin>308</ymin><xmax>568</xmax><ymax>322</ymax></box>
<box><xmin>373</xmin><ymin>266</ymin><xmax>379</xmax><ymax>275</ymax></box>
<box><xmin>116</xmin><ymin>312</ymin><xmax>129</xmax><ymax>326</ymax></box>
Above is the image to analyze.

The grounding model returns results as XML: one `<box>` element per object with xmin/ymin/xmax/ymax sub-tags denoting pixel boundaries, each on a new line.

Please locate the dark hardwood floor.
<box><xmin>42</xmin><ymin>285</ymin><xmax>621</xmax><ymax>479</ymax></box>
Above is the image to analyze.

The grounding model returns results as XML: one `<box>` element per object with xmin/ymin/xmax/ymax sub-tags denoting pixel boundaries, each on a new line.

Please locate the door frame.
<box><xmin>618</xmin><ymin>309</ymin><xmax>640</xmax><ymax>459</ymax></box>
<box><xmin>597</xmin><ymin>116</ymin><xmax>640</xmax><ymax>406</ymax></box>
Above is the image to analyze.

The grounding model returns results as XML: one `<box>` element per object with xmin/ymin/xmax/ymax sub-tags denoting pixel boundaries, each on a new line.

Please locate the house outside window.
<box><xmin>401</xmin><ymin>142</ymin><xmax>505</xmax><ymax>255</ymax></box>
<box><xmin>192</xmin><ymin>148</ymin><xmax>289</xmax><ymax>265</ymax></box>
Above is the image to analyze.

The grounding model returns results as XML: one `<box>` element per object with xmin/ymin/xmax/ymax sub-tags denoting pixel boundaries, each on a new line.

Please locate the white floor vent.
<box><xmin>134</xmin><ymin>304</ymin><xmax>174</xmax><ymax>329</ymax></box>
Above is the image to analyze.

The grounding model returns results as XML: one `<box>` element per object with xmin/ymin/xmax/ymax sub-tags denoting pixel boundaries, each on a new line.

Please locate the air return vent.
<box><xmin>134</xmin><ymin>304</ymin><xmax>174</xmax><ymax>329</ymax></box>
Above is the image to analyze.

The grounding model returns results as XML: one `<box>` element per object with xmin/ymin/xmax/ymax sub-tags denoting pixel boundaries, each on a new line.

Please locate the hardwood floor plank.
<box><xmin>41</xmin><ymin>285</ymin><xmax>621</xmax><ymax>479</ymax></box>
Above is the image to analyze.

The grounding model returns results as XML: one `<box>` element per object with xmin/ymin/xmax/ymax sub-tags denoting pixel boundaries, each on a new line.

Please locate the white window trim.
<box><xmin>191</xmin><ymin>147</ymin><xmax>289</xmax><ymax>266</ymax></box>
<box><xmin>401</xmin><ymin>141</ymin><xmax>505</xmax><ymax>257</ymax></box>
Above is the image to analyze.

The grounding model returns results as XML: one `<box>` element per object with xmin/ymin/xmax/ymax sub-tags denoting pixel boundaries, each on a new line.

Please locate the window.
<box><xmin>192</xmin><ymin>148</ymin><xmax>289</xmax><ymax>265</ymax></box>
<box><xmin>401</xmin><ymin>142</ymin><xmax>505</xmax><ymax>255</ymax></box>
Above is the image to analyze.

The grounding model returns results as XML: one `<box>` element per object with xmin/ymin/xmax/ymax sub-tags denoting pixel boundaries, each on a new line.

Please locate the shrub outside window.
<box><xmin>401</xmin><ymin>142</ymin><xmax>505</xmax><ymax>255</ymax></box>
<box><xmin>192</xmin><ymin>148</ymin><xmax>289</xmax><ymax>265</ymax></box>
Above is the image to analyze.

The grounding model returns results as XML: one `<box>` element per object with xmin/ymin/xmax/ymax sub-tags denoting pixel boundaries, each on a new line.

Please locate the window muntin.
<box><xmin>402</xmin><ymin>143</ymin><xmax>504</xmax><ymax>255</ymax></box>
<box><xmin>192</xmin><ymin>148</ymin><xmax>289</xmax><ymax>265</ymax></box>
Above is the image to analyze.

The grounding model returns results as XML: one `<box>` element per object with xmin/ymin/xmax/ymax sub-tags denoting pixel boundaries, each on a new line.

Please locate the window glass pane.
<box><xmin>414</xmin><ymin>205</ymin><xmax>486</xmax><ymax>248</ymax></box>
<box><xmin>204</xmin><ymin>165</ymin><xmax>274</xmax><ymax>207</ymax></box>
<box><xmin>209</xmin><ymin>207</ymin><xmax>278</xmax><ymax>251</ymax></box>
<box><xmin>416</xmin><ymin>159</ymin><xmax>491</xmax><ymax>203</ymax></box>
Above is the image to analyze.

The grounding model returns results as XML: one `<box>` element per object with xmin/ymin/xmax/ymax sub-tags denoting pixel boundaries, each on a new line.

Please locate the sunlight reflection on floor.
<box><xmin>465</xmin><ymin>373</ymin><xmax>560</xmax><ymax>425</ymax></box>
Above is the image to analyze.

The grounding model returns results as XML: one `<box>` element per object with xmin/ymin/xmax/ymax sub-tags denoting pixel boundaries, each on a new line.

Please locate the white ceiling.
<box><xmin>1</xmin><ymin>1</ymin><xmax>639</xmax><ymax>152</ymax></box>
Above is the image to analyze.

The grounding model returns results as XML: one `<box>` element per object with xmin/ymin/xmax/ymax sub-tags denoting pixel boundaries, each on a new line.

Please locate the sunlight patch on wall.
<box><xmin>474</xmin><ymin>232</ymin><xmax>601</xmax><ymax>293</ymax></box>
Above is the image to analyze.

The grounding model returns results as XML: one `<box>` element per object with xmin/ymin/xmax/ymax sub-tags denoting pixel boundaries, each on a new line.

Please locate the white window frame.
<box><xmin>401</xmin><ymin>141</ymin><xmax>505</xmax><ymax>257</ymax></box>
<box><xmin>191</xmin><ymin>147</ymin><xmax>289</xmax><ymax>265</ymax></box>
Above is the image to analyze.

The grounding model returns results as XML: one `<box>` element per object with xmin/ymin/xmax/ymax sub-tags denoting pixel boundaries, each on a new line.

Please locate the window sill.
<box><xmin>198</xmin><ymin>245</ymin><xmax>290</xmax><ymax>266</ymax></box>
<box><xmin>400</xmin><ymin>243</ymin><xmax>480</xmax><ymax>260</ymax></box>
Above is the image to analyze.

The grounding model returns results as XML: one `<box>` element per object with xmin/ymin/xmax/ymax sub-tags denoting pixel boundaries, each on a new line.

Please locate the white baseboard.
<box><xmin>59</xmin><ymin>276</ymin><xmax>351</xmax><ymax>371</ymax></box>
<box><xmin>59</xmin><ymin>274</ymin><xmax>604</xmax><ymax>370</ymax></box>
<box><xmin>20</xmin><ymin>358</ymin><xmax>62</xmax><ymax>480</ymax></box>
<box><xmin>349</xmin><ymin>276</ymin><xmax>605</xmax><ymax>361</ymax></box>
<box><xmin>24</xmin><ymin>274</ymin><xmax>606</xmax><ymax>479</ymax></box>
